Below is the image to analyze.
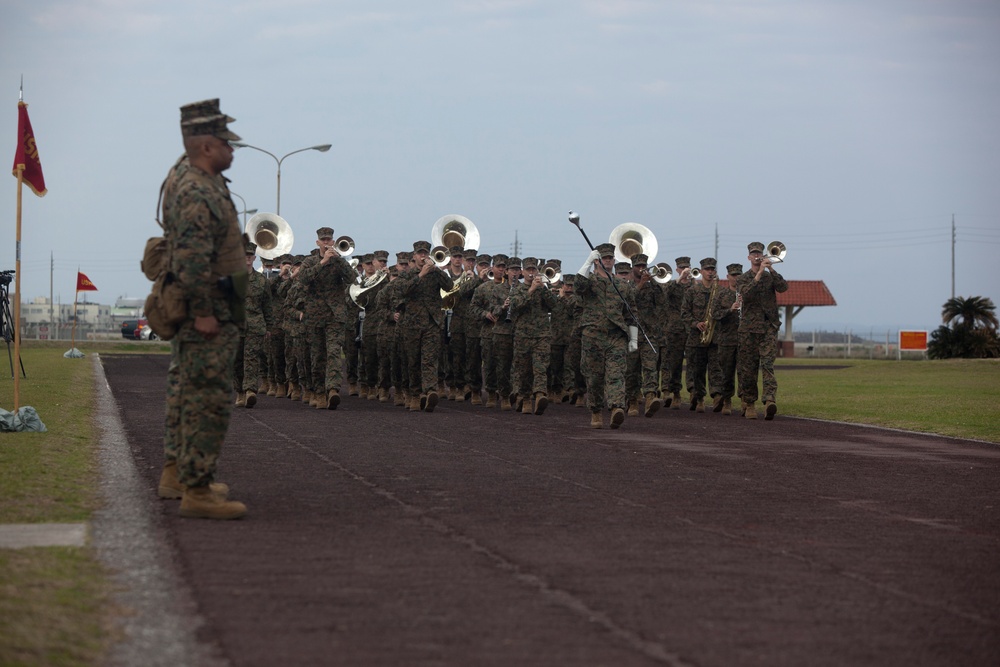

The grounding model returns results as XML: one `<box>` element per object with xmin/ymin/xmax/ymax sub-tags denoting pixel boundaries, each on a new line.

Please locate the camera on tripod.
<box><xmin>0</xmin><ymin>270</ymin><xmax>14</xmax><ymax>287</ymax></box>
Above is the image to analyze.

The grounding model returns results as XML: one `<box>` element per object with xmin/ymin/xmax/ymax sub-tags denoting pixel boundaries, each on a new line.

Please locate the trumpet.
<box><xmin>334</xmin><ymin>235</ymin><xmax>355</xmax><ymax>257</ymax></box>
<box><xmin>763</xmin><ymin>241</ymin><xmax>787</xmax><ymax>264</ymax></box>
<box><xmin>689</xmin><ymin>267</ymin><xmax>703</xmax><ymax>280</ymax></box>
<box><xmin>540</xmin><ymin>261</ymin><xmax>562</xmax><ymax>285</ymax></box>
<box><xmin>651</xmin><ymin>263</ymin><xmax>672</xmax><ymax>284</ymax></box>
<box><xmin>431</xmin><ymin>245</ymin><xmax>450</xmax><ymax>268</ymax></box>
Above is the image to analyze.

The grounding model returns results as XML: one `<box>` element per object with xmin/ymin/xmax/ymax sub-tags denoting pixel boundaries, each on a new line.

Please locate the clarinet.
<box><xmin>504</xmin><ymin>279</ymin><xmax>517</xmax><ymax>322</ymax></box>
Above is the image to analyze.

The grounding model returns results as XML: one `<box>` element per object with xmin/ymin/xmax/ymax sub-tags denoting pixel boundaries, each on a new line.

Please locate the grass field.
<box><xmin>0</xmin><ymin>343</ymin><xmax>997</xmax><ymax>665</ymax></box>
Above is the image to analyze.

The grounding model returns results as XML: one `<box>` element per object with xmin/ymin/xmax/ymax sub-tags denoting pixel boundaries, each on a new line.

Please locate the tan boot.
<box><xmin>533</xmin><ymin>392</ymin><xmax>548</xmax><ymax>415</ymax></box>
<box><xmin>670</xmin><ymin>392</ymin><xmax>681</xmax><ymax>409</ymax></box>
<box><xmin>514</xmin><ymin>395</ymin><xmax>524</xmax><ymax>412</ymax></box>
<box><xmin>302</xmin><ymin>389</ymin><xmax>312</xmax><ymax>404</ymax></box>
<box><xmin>722</xmin><ymin>398</ymin><xmax>732</xmax><ymax>416</ymax></box>
<box><xmin>348</xmin><ymin>383</ymin><xmax>359</xmax><ymax>397</ymax></box>
<box><xmin>744</xmin><ymin>401</ymin><xmax>758</xmax><ymax>420</ymax></box>
<box><xmin>471</xmin><ymin>391</ymin><xmax>483</xmax><ymax>406</ymax></box>
<box><xmin>359</xmin><ymin>385</ymin><xmax>369</xmax><ymax>399</ymax></box>
<box><xmin>408</xmin><ymin>395</ymin><xmax>421</xmax><ymax>411</ymax></box>
<box><xmin>764</xmin><ymin>400</ymin><xmax>777</xmax><ymax>421</ymax></box>
<box><xmin>500</xmin><ymin>396</ymin><xmax>512</xmax><ymax>411</ymax></box>
<box><xmin>712</xmin><ymin>395</ymin><xmax>724</xmax><ymax>412</ymax></box>
<box><xmin>395</xmin><ymin>391</ymin><xmax>406</xmax><ymax>407</ymax></box>
<box><xmin>158</xmin><ymin>462</ymin><xmax>229</xmax><ymax>500</ymax></box>
<box><xmin>448</xmin><ymin>387</ymin><xmax>457</xmax><ymax>401</ymax></box>
<box><xmin>235</xmin><ymin>392</ymin><xmax>246</xmax><ymax>407</ymax></box>
<box><xmin>610</xmin><ymin>407</ymin><xmax>626</xmax><ymax>429</ymax></box>
<box><xmin>266</xmin><ymin>382</ymin><xmax>278</xmax><ymax>397</ymax></box>
<box><xmin>244</xmin><ymin>390</ymin><xmax>257</xmax><ymax>409</ymax></box>
<box><xmin>419</xmin><ymin>394</ymin><xmax>428</xmax><ymax>411</ymax></box>
<box><xmin>627</xmin><ymin>399</ymin><xmax>639</xmax><ymax>417</ymax></box>
<box><xmin>520</xmin><ymin>397</ymin><xmax>532</xmax><ymax>414</ymax></box>
<box><xmin>643</xmin><ymin>393</ymin><xmax>662</xmax><ymax>418</ymax></box>
<box><xmin>425</xmin><ymin>391</ymin><xmax>439</xmax><ymax>413</ymax></box>
<box><xmin>368</xmin><ymin>388</ymin><xmax>379</xmax><ymax>401</ymax></box>
<box><xmin>274</xmin><ymin>383</ymin><xmax>286</xmax><ymax>399</ymax></box>
<box><xmin>695</xmin><ymin>399</ymin><xmax>705</xmax><ymax>413</ymax></box>
<box><xmin>462</xmin><ymin>385</ymin><xmax>473</xmax><ymax>401</ymax></box>
<box><xmin>378</xmin><ymin>388</ymin><xmax>390</xmax><ymax>403</ymax></box>
<box><xmin>327</xmin><ymin>389</ymin><xmax>340</xmax><ymax>410</ymax></box>
<box><xmin>179</xmin><ymin>485</ymin><xmax>246</xmax><ymax>520</ymax></box>
<box><xmin>590</xmin><ymin>412</ymin><xmax>603</xmax><ymax>429</ymax></box>
<box><xmin>289</xmin><ymin>384</ymin><xmax>302</xmax><ymax>401</ymax></box>
<box><xmin>662</xmin><ymin>392</ymin><xmax>673</xmax><ymax>408</ymax></box>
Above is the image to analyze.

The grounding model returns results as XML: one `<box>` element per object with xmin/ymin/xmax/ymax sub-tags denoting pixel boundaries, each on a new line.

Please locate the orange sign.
<box><xmin>899</xmin><ymin>330</ymin><xmax>928</xmax><ymax>351</ymax></box>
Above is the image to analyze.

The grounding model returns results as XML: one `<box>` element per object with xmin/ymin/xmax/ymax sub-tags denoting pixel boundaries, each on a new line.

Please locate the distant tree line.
<box><xmin>928</xmin><ymin>296</ymin><xmax>999</xmax><ymax>359</ymax></box>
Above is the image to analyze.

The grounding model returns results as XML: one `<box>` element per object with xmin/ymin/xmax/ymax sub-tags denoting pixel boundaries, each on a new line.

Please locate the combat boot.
<box><xmin>179</xmin><ymin>485</ymin><xmax>246</xmax><ymax>520</ymax></box>
<box><xmin>158</xmin><ymin>461</ymin><xmax>229</xmax><ymax>500</ymax></box>
<box><xmin>348</xmin><ymin>383</ymin><xmax>359</xmax><ymax>397</ymax></box>
<box><xmin>514</xmin><ymin>395</ymin><xmax>524</xmax><ymax>412</ymax></box>
<box><xmin>326</xmin><ymin>389</ymin><xmax>340</xmax><ymax>410</ymax></box>
<box><xmin>368</xmin><ymin>388</ymin><xmax>378</xmax><ymax>401</ymax></box>
<box><xmin>643</xmin><ymin>393</ymin><xmax>662</xmax><ymax>418</ymax></box>
<box><xmin>561</xmin><ymin>390</ymin><xmax>571</xmax><ymax>403</ymax></box>
<box><xmin>378</xmin><ymin>387</ymin><xmax>390</xmax><ymax>403</ymax></box>
<box><xmin>722</xmin><ymin>398</ymin><xmax>732</xmax><ymax>416</ymax></box>
<box><xmin>610</xmin><ymin>407</ymin><xmax>626</xmax><ymax>429</ymax></box>
<box><xmin>359</xmin><ymin>385</ymin><xmax>369</xmax><ymax>400</ymax></box>
<box><xmin>463</xmin><ymin>385</ymin><xmax>473</xmax><ymax>401</ymax></box>
<box><xmin>274</xmin><ymin>383</ymin><xmax>286</xmax><ymax>399</ymax></box>
<box><xmin>425</xmin><ymin>391</ymin><xmax>439</xmax><ymax>413</ymax></box>
<box><xmin>419</xmin><ymin>394</ymin><xmax>428</xmax><ymax>411</ymax></box>
<box><xmin>670</xmin><ymin>392</ymin><xmax>681</xmax><ymax>409</ymax></box>
<box><xmin>289</xmin><ymin>383</ymin><xmax>302</xmax><ymax>401</ymax></box>
<box><xmin>448</xmin><ymin>387</ymin><xmax>457</xmax><ymax>401</ymax></box>
<box><xmin>395</xmin><ymin>391</ymin><xmax>406</xmax><ymax>407</ymax></box>
<box><xmin>662</xmin><ymin>391</ymin><xmax>673</xmax><ymax>408</ymax></box>
<box><xmin>764</xmin><ymin>400</ymin><xmax>777</xmax><ymax>421</ymax></box>
<box><xmin>533</xmin><ymin>392</ymin><xmax>548</xmax><ymax>416</ymax></box>
<box><xmin>520</xmin><ymin>397</ymin><xmax>532</xmax><ymax>414</ymax></box>
<box><xmin>744</xmin><ymin>401</ymin><xmax>758</xmax><ymax>420</ymax></box>
<box><xmin>267</xmin><ymin>382</ymin><xmax>278</xmax><ymax>397</ymax></box>
<box><xmin>712</xmin><ymin>395</ymin><xmax>724</xmax><ymax>412</ymax></box>
<box><xmin>689</xmin><ymin>396</ymin><xmax>698</xmax><ymax>411</ymax></box>
<box><xmin>471</xmin><ymin>390</ymin><xmax>483</xmax><ymax>406</ymax></box>
<box><xmin>627</xmin><ymin>399</ymin><xmax>639</xmax><ymax>417</ymax></box>
<box><xmin>500</xmin><ymin>396</ymin><xmax>512</xmax><ymax>411</ymax></box>
<box><xmin>244</xmin><ymin>390</ymin><xmax>257</xmax><ymax>409</ymax></box>
<box><xmin>235</xmin><ymin>392</ymin><xmax>246</xmax><ymax>407</ymax></box>
<box><xmin>408</xmin><ymin>395</ymin><xmax>420</xmax><ymax>411</ymax></box>
<box><xmin>695</xmin><ymin>399</ymin><xmax>705</xmax><ymax>413</ymax></box>
<box><xmin>486</xmin><ymin>392</ymin><xmax>498</xmax><ymax>409</ymax></box>
<box><xmin>590</xmin><ymin>411</ymin><xmax>603</xmax><ymax>429</ymax></box>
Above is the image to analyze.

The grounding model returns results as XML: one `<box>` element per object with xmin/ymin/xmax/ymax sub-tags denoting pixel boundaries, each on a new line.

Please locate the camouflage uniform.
<box><xmin>682</xmin><ymin>272</ymin><xmax>723</xmax><ymax>406</ymax></box>
<box><xmin>267</xmin><ymin>265</ymin><xmax>291</xmax><ymax>393</ymax></box>
<box><xmin>460</xmin><ymin>265</ymin><xmax>488</xmax><ymax>397</ymax></box>
<box><xmin>548</xmin><ymin>287</ymin><xmax>574</xmax><ymax>397</ymax></box>
<box><xmin>234</xmin><ymin>263</ymin><xmax>274</xmax><ymax>394</ymax></box>
<box><xmin>388</xmin><ymin>265</ymin><xmax>416</xmax><ymax>402</ymax></box>
<box><xmin>491</xmin><ymin>273</ymin><xmax>518</xmax><ymax>404</ymax></box>
<box><xmin>375</xmin><ymin>272</ymin><xmax>401</xmax><ymax>399</ymax></box>
<box><xmin>737</xmin><ymin>251</ymin><xmax>788</xmax><ymax>406</ymax></box>
<box><xmin>282</xmin><ymin>268</ymin><xmax>308</xmax><ymax>395</ymax></box>
<box><xmin>442</xmin><ymin>262</ymin><xmax>469</xmax><ymax>396</ymax></box>
<box><xmin>163</xmin><ymin>125</ymin><xmax>245</xmax><ymax>489</ymax></box>
<box><xmin>663</xmin><ymin>264</ymin><xmax>693</xmax><ymax>400</ymax></box>
<box><xmin>358</xmin><ymin>269</ymin><xmax>388</xmax><ymax>396</ymax></box>
<box><xmin>576</xmin><ymin>261</ymin><xmax>636</xmax><ymax>413</ymax></box>
<box><xmin>634</xmin><ymin>276</ymin><xmax>667</xmax><ymax>398</ymax></box>
<box><xmin>510</xmin><ymin>265</ymin><xmax>557</xmax><ymax>401</ymax></box>
<box><xmin>470</xmin><ymin>264</ymin><xmax>507</xmax><ymax>402</ymax></box>
<box><xmin>400</xmin><ymin>249</ymin><xmax>454</xmax><ymax>400</ymax></box>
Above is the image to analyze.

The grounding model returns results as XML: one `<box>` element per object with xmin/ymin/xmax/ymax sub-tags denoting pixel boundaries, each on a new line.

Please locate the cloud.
<box><xmin>32</xmin><ymin>0</ymin><xmax>166</xmax><ymax>33</ymax></box>
<box><xmin>256</xmin><ymin>11</ymin><xmax>407</xmax><ymax>40</ymax></box>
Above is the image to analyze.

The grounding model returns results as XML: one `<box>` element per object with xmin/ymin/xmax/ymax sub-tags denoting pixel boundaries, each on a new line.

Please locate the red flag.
<box><xmin>12</xmin><ymin>101</ymin><xmax>47</xmax><ymax>197</ymax></box>
<box><xmin>76</xmin><ymin>272</ymin><xmax>98</xmax><ymax>292</ymax></box>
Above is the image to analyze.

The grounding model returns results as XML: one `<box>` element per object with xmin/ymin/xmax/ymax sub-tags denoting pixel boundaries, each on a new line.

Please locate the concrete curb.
<box><xmin>90</xmin><ymin>353</ymin><xmax>228</xmax><ymax>667</ymax></box>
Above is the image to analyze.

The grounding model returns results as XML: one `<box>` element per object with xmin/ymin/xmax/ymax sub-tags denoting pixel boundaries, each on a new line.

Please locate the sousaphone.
<box><xmin>609</xmin><ymin>222</ymin><xmax>658</xmax><ymax>265</ymax></box>
<box><xmin>245</xmin><ymin>213</ymin><xmax>294</xmax><ymax>260</ymax></box>
<box><xmin>431</xmin><ymin>214</ymin><xmax>480</xmax><ymax>253</ymax></box>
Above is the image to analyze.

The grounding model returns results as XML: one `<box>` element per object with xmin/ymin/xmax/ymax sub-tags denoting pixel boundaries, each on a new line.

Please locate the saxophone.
<box><xmin>699</xmin><ymin>279</ymin><xmax>719</xmax><ymax>345</ymax></box>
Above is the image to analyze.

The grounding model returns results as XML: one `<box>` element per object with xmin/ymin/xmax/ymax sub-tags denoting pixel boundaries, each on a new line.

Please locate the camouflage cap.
<box><xmin>293</xmin><ymin>255</ymin><xmax>305</xmax><ymax>265</ymax></box>
<box><xmin>245</xmin><ymin>241</ymin><xmax>258</xmax><ymax>255</ymax></box>
<box><xmin>464</xmin><ymin>249</ymin><xmax>478</xmax><ymax>260</ymax></box>
<box><xmin>562</xmin><ymin>274</ymin><xmax>575</xmax><ymax>285</ymax></box>
<box><xmin>449</xmin><ymin>245</ymin><xmax>465</xmax><ymax>256</ymax></box>
<box><xmin>631</xmin><ymin>253</ymin><xmax>649</xmax><ymax>267</ymax></box>
<box><xmin>547</xmin><ymin>259</ymin><xmax>562</xmax><ymax>268</ymax></box>
<box><xmin>675</xmin><ymin>256</ymin><xmax>691</xmax><ymax>268</ymax></box>
<box><xmin>362</xmin><ymin>253</ymin><xmax>375</xmax><ymax>263</ymax></box>
<box><xmin>507</xmin><ymin>256</ymin><xmax>522</xmax><ymax>269</ymax></box>
<box><xmin>398</xmin><ymin>251</ymin><xmax>413</xmax><ymax>262</ymax></box>
<box><xmin>699</xmin><ymin>257</ymin><xmax>717</xmax><ymax>269</ymax></box>
<box><xmin>726</xmin><ymin>263</ymin><xmax>744</xmax><ymax>275</ymax></box>
<box><xmin>614</xmin><ymin>262</ymin><xmax>632</xmax><ymax>274</ymax></box>
<box><xmin>316</xmin><ymin>227</ymin><xmax>334</xmax><ymax>240</ymax></box>
<box><xmin>179</xmin><ymin>98</ymin><xmax>240</xmax><ymax>141</ymax></box>
<box><xmin>388</xmin><ymin>265</ymin><xmax>399</xmax><ymax>277</ymax></box>
<box><xmin>747</xmin><ymin>242</ymin><xmax>765</xmax><ymax>253</ymax></box>
<box><xmin>373</xmin><ymin>250</ymin><xmax>389</xmax><ymax>261</ymax></box>
<box><xmin>476</xmin><ymin>253</ymin><xmax>492</xmax><ymax>266</ymax></box>
<box><xmin>413</xmin><ymin>240</ymin><xmax>431</xmax><ymax>253</ymax></box>
<box><xmin>279</xmin><ymin>254</ymin><xmax>294</xmax><ymax>265</ymax></box>
<box><xmin>522</xmin><ymin>257</ymin><xmax>539</xmax><ymax>269</ymax></box>
<box><xmin>492</xmin><ymin>253</ymin><xmax>509</xmax><ymax>267</ymax></box>
<box><xmin>596</xmin><ymin>243</ymin><xmax>616</xmax><ymax>258</ymax></box>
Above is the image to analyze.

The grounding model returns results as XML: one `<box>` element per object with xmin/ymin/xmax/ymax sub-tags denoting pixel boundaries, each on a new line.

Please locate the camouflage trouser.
<box><xmin>269</xmin><ymin>329</ymin><xmax>286</xmax><ymax>385</ymax></box>
<box><xmin>482</xmin><ymin>333</ymin><xmax>497</xmax><ymax>393</ymax></box>
<box><xmin>404</xmin><ymin>324</ymin><xmax>443</xmax><ymax>396</ymax></box>
<box><xmin>393</xmin><ymin>327</ymin><xmax>408</xmax><ymax>395</ymax></box>
<box><xmin>173</xmin><ymin>321</ymin><xmax>240</xmax><ymax>488</ymax></box>
<box><xmin>377</xmin><ymin>327</ymin><xmax>394</xmax><ymax>391</ymax></box>
<box><xmin>445</xmin><ymin>331</ymin><xmax>467</xmax><ymax>389</ymax></box>
<box><xmin>164</xmin><ymin>339</ymin><xmax>182</xmax><ymax>462</ymax></box>
<box><xmin>312</xmin><ymin>321</ymin><xmax>347</xmax><ymax>394</ymax></box>
<box><xmin>493</xmin><ymin>333</ymin><xmax>514</xmax><ymax>399</ymax></box>
<box><xmin>640</xmin><ymin>342</ymin><xmax>661</xmax><ymax>396</ymax></box>
<box><xmin>284</xmin><ymin>332</ymin><xmax>303</xmax><ymax>384</ymax></box>
<box><xmin>738</xmin><ymin>331</ymin><xmax>778</xmax><ymax>404</ymax></box>
<box><xmin>466</xmin><ymin>334</ymin><xmax>483</xmax><ymax>392</ymax></box>
<box><xmin>345</xmin><ymin>321</ymin><xmax>360</xmax><ymax>384</ymax></box>
<box><xmin>234</xmin><ymin>332</ymin><xmax>266</xmax><ymax>392</ymax></box>
<box><xmin>548</xmin><ymin>344</ymin><xmax>566</xmax><ymax>394</ymax></box>
<box><xmin>361</xmin><ymin>329</ymin><xmax>379</xmax><ymax>388</ymax></box>
<box><xmin>581</xmin><ymin>327</ymin><xmax>627</xmax><ymax>412</ymax></box>
<box><xmin>514</xmin><ymin>335</ymin><xmax>550</xmax><ymax>398</ymax></box>
<box><xmin>718</xmin><ymin>344</ymin><xmax>738</xmax><ymax>400</ymax></box>
<box><xmin>663</xmin><ymin>330</ymin><xmax>688</xmax><ymax>394</ymax></box>
<box><xmin>562</xmin><ymin>330</ymin><xmax>585</xmax><ymax>396</ymax></box>
<box><xmin>625</xmin><ymin>349</ymin><xmax>641</xmax><ymax>402</ymax></box>
<box><xmin>306</xmin><ymin>326</ymin><xmax>325</xmax><ymax>394</ymax></box>
<box><xmin>685</xmin><ymin>343</ymin><xmax>723</xmax><ymax>401</ymax></box>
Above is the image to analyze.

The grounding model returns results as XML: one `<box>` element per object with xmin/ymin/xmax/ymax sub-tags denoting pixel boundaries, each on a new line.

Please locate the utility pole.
<box><xmin>511</xmin><ymin>230</ymin><xmax>521</xmax><ymax>258</ymax></box>
<box><xmin>714</xmin><ymin>223</ymin><xmax>719</xmax><ymax>259</ymax></box>
<box><xmin>951</xmin><ymin>214</ymin><xmax>956</xmax><ymax>299</ymax></box>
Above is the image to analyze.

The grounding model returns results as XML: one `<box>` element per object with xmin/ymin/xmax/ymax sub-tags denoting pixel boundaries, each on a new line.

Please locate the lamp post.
<box><xmin>229</xmin><ymin>191</ymin><xmax>257</xmax><ymax>226</ymax></box>
<box><xmin>230</xmin><ymin>142</ymin><xmax>332</xmax><ymax>215</ymax></box>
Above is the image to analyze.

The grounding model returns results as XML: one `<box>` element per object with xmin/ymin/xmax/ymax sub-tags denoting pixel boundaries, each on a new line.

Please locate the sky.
<box><xmin>3</xmin><ymin>0</ymin><xmax>998</xmax><ymax>336</ymax></box>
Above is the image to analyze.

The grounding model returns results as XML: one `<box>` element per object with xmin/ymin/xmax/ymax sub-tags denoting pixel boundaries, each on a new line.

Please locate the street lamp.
<box><xmin>230</xmin><ymin>142</ymin><xmax>332</xmax><ymax>215</ymax></box>
<box><xmin>229</xmin><ymin>190</ymin><xmax>257</xmax><ymax>226</ymax></box>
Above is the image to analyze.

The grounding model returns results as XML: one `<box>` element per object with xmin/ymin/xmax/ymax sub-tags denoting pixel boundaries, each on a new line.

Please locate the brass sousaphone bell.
<box><xmin>431</xmin><ymin>214</ymin><xmax>480</xmax><ymax>253</ymax></box>
<box><xmin>245</xmin><ymin>213</ymin><xmax>294</xmax><ymax>260</ymax></box>
<box><xmin>609</xmin><ymin>222</ymin><xmax>658</xmax><ymax>265</ymax></box>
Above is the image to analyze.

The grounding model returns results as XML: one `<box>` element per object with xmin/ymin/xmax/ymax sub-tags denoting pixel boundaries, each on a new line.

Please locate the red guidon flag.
<box><xmin>13</xmin><ymin>101</ymin><xmax>47</xmax><ymax>197</ymax></box>
<box><xmin>76</xmin><ymin>272</ymin><xmax>98</xmax><ymax>292</ymax></box>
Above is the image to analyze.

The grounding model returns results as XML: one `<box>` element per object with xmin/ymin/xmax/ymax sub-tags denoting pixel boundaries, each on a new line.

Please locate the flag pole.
<box><xmin>14</xmin><ymin>164</ymin><xmax>24</xmax><ymax>411</ymax></box>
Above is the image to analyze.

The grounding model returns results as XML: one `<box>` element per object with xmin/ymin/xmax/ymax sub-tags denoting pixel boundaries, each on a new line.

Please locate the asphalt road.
<box><xmin>98</xmin><ymin>354</ymin><xmax>1000</xmax><ymax>667</ymax></box>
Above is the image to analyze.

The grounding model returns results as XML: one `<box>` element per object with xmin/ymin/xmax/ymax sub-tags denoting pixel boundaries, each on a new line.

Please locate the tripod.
<box><xmin>0</xmin><ymin>272</ymin><xmax>27</xmax><ymax>380</ymax></box>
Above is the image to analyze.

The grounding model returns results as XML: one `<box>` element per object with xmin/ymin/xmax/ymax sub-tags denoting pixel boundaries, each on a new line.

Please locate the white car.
<box><xmin>139</xmin><ymin>325</ymin><xmax>158</xmax><ymax>341</ymax></box>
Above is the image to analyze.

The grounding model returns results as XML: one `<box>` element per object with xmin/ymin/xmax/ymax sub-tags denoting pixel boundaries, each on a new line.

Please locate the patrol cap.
<box><xmin>614</xmin><ymin>262</ymin><xmax>631</xmax><ymax>274</ymax></box>
<box><xmin>522</xmin><ymin>257</ymin><xmax>539</xmax><ymax>269</ymax></box>
<box><xmin>631</xmin><ymin>253</ymin><xmax>648</xmax><ymax>267</ymax></box>
<box><xmin>562</xmin><ymin>274</ymin><xmax>575</xmax><ymax>285</ymax></box>
<box><xmin>464</xmin><ymin>249</ymin><xmax>478</xmax><ymax>261</ymax></box>
<box><xmin>727</xmin><ymin>263</ymin><xmax>743</xmax><ymax>275</ymax></box>
<box><xmin>476</xmin><ymin>254</ymin><xmax>492</xmax><ymax>266</ymax></box>
<box><xmin>373</xmin><ymin>250</ymin><xmax>389</xmax><ymax>262</ymax></box>
<box><xmin>492</xmin><ymin>253</ymin><xmax>509</xmax><ymax>267</ymax></box>
<box><xmin>596</xmin><ymin>243</ymin><xmax>616</xmax><ymax>258</ymax></box>
<box><xmin>398</xmin><ymin>251</ymin><xmax>413</xmax><ymax>262</ymax></box>
<box><xmin>413</xmin><ymin>240</ymin><xmax>431</xmax><ymax>253</ymax></box>
<box><xmin>388</xmin><ymin>265</ymin><xmax>399</xmax><ymax>277</ymax></box>
<box><xmin>316</xmin><ymin>227</ymin><xmax>334</xmax><ymax>240</ymax></box>
<box><xmin>245</xmin><ymin>241</ymin><xmax>258</xmax><ymax>255</ymax></box>
<box><xmin>279</xmin><ymin>254</ymin><xmax>294</xmax><ymax>265</ymax></box>
<box><xmin>362</xmin><ymin>253</ymin><xmax>375</xmax><ymax>264</ymax></box>
<box><xmin>293</xmin><ymin>255</ymin><xmax>305</xmax><ymax>266</ymax></box>
<box><xmin>699</xmin><ymin>257</ymin><xmax>717</xmax><ymax>270</ymax></box>
<box><xmin>747</xmin><ymin>242</ymin><xmax>765</xmax><ymax>253</ymax></box>
<box><xmin>675</xmin><ymin>256</ymin><xmax>691</xmax><ymax>268</ymax></box>
<box><xmin>507</xmin><ymin>257</ymin><xmax>522</xmax><ymax>269</ymax></box>
<box><xmin>449</xmin><ymin>245</ymin><xmax>465</xmax><ymax>257</ymax></box>
<box><xmin>179</xmin><ymin>98</ymin><xmax>240</xmax><ymax>141</ymax></box>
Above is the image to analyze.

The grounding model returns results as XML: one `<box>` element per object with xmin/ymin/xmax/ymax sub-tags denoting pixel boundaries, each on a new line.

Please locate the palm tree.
<box><xmin>941</xmin><ymin>296</ymin><xmax>998</xmax><ymax>332</ymax></box>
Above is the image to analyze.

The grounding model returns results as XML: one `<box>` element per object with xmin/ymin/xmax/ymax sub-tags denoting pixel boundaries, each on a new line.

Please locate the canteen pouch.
<box><xmin>224</xmin><ymin>272</ymin><xmax>248</xmax><ymax>327</ymax></box>
<box><xmin>144</xmin><ymin>272</ymin><xmax>187</xmax><ymax>341</ymax></box>
<box><xmin>141</xmin><ymin>236</ymin><xmax>168</xmax><ymax>281</ymax></box>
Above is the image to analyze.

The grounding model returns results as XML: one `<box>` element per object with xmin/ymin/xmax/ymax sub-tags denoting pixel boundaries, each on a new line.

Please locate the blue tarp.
<box><xmin>0</xmin><ymin>406</ymin><xmax>48</xmax><ymax>432</ymax></box>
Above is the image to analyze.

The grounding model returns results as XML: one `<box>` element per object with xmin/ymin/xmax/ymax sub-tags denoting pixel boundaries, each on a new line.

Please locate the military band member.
<box><xmin>713</xmin><ymin>263</ymin><xmax>743</xmax><ymax>415</ymax></box>
<box><xmin>559</xmin><ymin>275</ymin><xmax>586</xmax><ymax>405</ymax></box>
<box><xmin>616</xmin><ymin>261</ymin><xmax>643</xmax><ymax>417</ymax></box>
<box><xmin>631</xmin><ymin>253</ymin><xmax>665</xmax><ymax>417</ymax></box>
<box><xmin>470</xmin><ymin>254</ymin><xmax>508</xmax><ymax>408</ymax></box>
<box><xmin>737</xmin><ymin>242</ymin><xmax>788</xmax><ymax>420</ymax></box>
<box><xmin>234</xmin><ymin>242</ymin><xmax>273</xmax><ymax>408</ymax></box>
<box><xmin>358</xmin><ymin>250</ymin><xmax>389</xmax><ymax>401</ymax></box>
<box><xmin>493</xmin><ymin>257</ymin><xmax>521</xmax><ymax>411</ymax></box>
<box><xmin>682</xmin><ymin>257</ymin><xmax>723</xmax><ymax>413</ymax></box>
<box><xmin>663</xmin><ymin>256</ymin><xmax>693</xmax><ymax>409</ymax></box>
<box><xmin>442</xmin><ymin>245</ymin><xmax>469</xmax><ymax>401</ymax></box>
<box><xmin>383</xmin><ymin>252</ymin><xmax>413</xmax><ymax>405</ymax></box>
<box><xmin>510</xmin><ymin>257</ymin><xmax>558</xmax><ymax>415</ymax></box>
<box><xmin>575</xmin><ymin>243</ymin><xmax>637</xmax><ymax>429</ymax></box>
<box><xmin>462</xmin><ymin>253</ymin><xmax>492</xmax><ymax>404</ymax></box>
<box><xmin>283</xmin><ymin>256</ymin><xmax>308</xmax><ymax>402</ymax></box>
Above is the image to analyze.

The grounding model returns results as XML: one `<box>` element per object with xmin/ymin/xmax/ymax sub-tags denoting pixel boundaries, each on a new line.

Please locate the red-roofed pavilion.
<box><xmin>776</xmin><ymin>280</ymin><xmax>836</xmax><ymax>355</ymax></box>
